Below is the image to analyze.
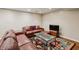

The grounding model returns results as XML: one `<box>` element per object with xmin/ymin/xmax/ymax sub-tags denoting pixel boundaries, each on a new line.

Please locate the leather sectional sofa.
<box><xmin>0</xmin><ymin>30</ymin><xmax>37</xmax><ymax>50</ymax></box>
<box><xmin>23</xmin><ymin>26</ymin><xmax>44</xmax><ymax>38</ymax></box>
<box><xmin>0</xmin><ymin>30</ymin><xmax>19</xmax><ymax>50</ymax></box>
<box><xmin>0</xmin><ymin>26</ymin><xmax>43</xmax><ymax>50</ymax></box>
<box><xmin>15</xmin><ymin>31</ymin><xmax>37</xmax><ymax>50</ymax></box>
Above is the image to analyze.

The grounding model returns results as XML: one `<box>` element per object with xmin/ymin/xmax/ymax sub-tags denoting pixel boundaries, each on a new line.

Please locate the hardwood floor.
<box><xmin>72</xmin><ymin>41</ymin><xmax>79</xmax><ymax>50</ymax></box>
<box><xmin>0</xmin><ymin>36</ymin><xmax>79</xmax><ymax>50</ymax></box>
<box><xmin>61</xmin><ymin>37</ymin><xmax>79</xmax><ymax>50</ymax></box>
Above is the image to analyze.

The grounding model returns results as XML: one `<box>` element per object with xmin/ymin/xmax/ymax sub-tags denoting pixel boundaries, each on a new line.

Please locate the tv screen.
<box><xmin>49</xmin><ymin>25</ymin><xmax>59</xmax><ymax>31</ymax></box>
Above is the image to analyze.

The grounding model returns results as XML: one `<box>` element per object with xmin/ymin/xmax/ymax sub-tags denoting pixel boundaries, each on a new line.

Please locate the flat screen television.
<box><xmin>49</xmin><ymin>25</ymin><xmax>59</xmax><ymax>31</ymax></box>
<box><xmin>49</xmin><ymin>25</ymin><xmax>59</xmax><ymax>37</ymax></box>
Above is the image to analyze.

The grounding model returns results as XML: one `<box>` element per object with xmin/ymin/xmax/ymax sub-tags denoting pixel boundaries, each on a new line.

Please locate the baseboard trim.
<box><xmin>60</xmin><ymin>36</ymin><xmax>79</xmax><ymax>43</ymax></box>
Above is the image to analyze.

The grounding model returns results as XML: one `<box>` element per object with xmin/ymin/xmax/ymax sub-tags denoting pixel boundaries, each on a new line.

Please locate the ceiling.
<box><xmin>5</xmin><ymin>8</ymin><xmax>79</xmax><ymax>14</ymax></box>
<box><xmin>7</xmin><ymin>8</ymin><xmax>60</xmax><ymax>14</ymax></box>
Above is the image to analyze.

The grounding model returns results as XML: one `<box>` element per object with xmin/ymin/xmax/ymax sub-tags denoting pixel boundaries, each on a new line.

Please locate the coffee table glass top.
<box><xmin>35</xmin><ymin>32</ymin><xmax>56</xmax><ymax>41</ymax></box>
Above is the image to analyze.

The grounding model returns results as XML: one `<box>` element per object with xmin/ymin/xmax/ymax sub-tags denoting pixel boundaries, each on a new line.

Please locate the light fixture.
<box><xmin>26</xmin><ymin>9</ymin><xmax>31</xmax><ymax>11</ymax></box>
<box><xmin>48</xmin><ymin>8</ymin><xmax>52</xmax><ymax>10</ymax></box>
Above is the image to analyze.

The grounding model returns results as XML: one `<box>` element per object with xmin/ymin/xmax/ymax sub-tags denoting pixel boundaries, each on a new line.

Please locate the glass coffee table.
<box><xmin>31</xmin><ymin>32</ymin><xmax>74</xmax><ymax>50</ymax></box>
<box><xmin>35</xmin><ymin>32</ymin><xmax>56</xmax><ymax>41</ymax></box>
<box><xmin>34</xmin><ymin>32</ymin><xmax>56</xmax><ymax>49</ymax></box>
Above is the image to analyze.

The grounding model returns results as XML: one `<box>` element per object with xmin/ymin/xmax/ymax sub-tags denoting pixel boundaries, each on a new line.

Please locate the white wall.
<box><xmin>0</xmin><ymin>9</ymin><xmax>42</xmax><ymax>37</ymax></box>
<box><xmin>1</xmin><ymin>9</ymin><xmax>79</xmax><ymax>42</ymax></box>
<box><xmin>42</xmin><ymin>10</ymin><xmax>79</xmax><ymax>42</ymax></box>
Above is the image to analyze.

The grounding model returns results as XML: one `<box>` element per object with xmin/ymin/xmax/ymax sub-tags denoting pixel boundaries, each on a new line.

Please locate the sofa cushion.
<box><xmin>5</xmin><ymin>30</ymin><xmax>16</xmax><ymax>38</ymax></box>
<box><xmin>23</xmin><ymin>26</ymin><xmax>31</xmax><ymax>31</ymax></box>
<box><xmin>30</xmin><ymin>26</ymin><xmax>36</xmax><ymax>30</ymax></box>
<box><xmin>16</xmin><ymin>34</ymin><xmax>31</xmax><ymax>46</ymax></box>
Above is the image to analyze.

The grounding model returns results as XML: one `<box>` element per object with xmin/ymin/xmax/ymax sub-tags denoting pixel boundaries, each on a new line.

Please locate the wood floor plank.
<box><xmin>60</xmin><ymin>37</ymin><xmax>79</xmax><ymax>50</ymax></box>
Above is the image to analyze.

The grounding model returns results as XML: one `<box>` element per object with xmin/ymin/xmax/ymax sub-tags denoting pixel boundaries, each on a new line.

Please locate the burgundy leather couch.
<box><xmin>0</xmin><ymin>30</ymin><xmax>19</xmax><ymax>50</ymax></box>
<box><xmin>0</xmin><ymin>30</ymin><xmax>37</xmax><ymax>50</ymax></box>
<box><xmin>23</xmin><ymin>26</ymin><xmax>44</xmax><ymax>38</ymax></box>
<box><xmin>0</xmin><ymin>26</ymin><xmax>44</xmax><ymax>50</ymax></box>
<box><xmin>15</xmin><ymin>31</ymin><xmax>37</xmax><ymax>50</ymax></box>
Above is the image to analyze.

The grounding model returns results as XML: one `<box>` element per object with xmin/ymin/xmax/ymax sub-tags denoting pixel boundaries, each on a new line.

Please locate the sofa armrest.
<box><xmin>20</xmin><ymin>42</ymin><xmax>37</xmax><ymax>50</ymax></box>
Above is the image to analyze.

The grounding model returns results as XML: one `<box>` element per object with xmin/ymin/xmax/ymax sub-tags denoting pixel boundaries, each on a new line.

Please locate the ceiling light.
<box><xmin>26</xmin><ymin>9</ymin><xmax>31</xmax><ymax>11</ymax></box>
<box><xmin>48</xmin><ymin>8</ymin><xmax>52</xmax><ymax>10</ymax></box>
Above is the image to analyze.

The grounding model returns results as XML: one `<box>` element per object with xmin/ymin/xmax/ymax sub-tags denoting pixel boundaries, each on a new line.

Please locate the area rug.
<box><xmin>30</xmin><ymin>37</ymin><xmax>75</xmax><ymax>50</ymax></box>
